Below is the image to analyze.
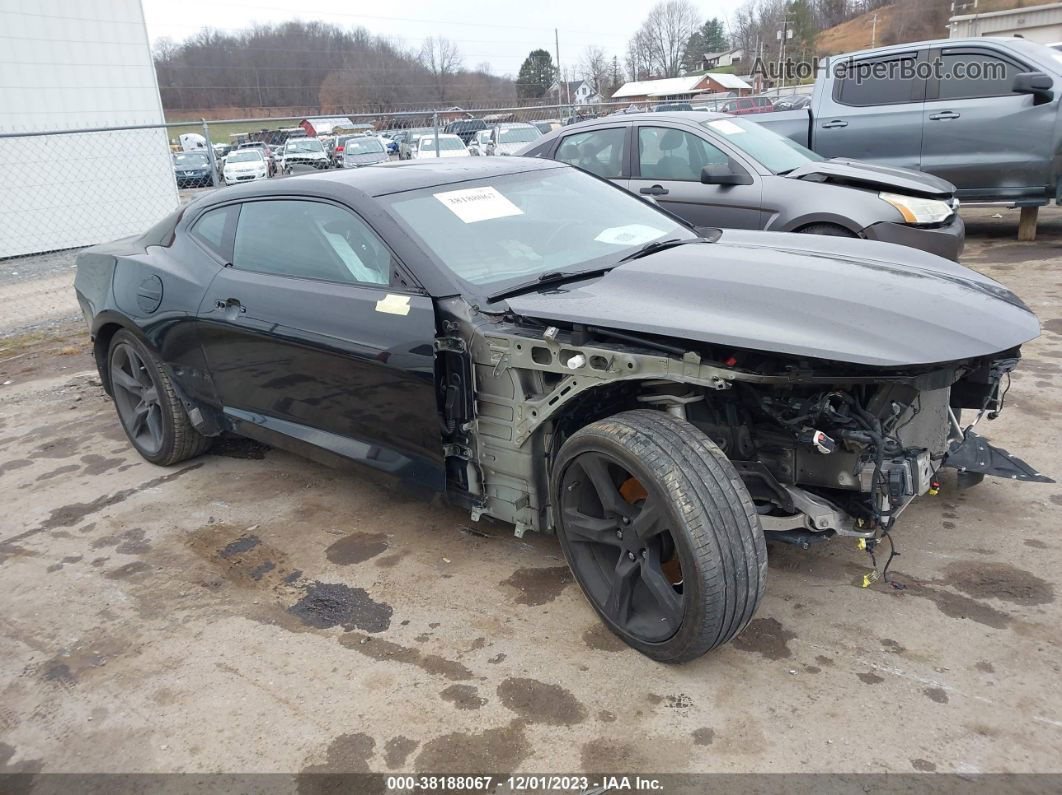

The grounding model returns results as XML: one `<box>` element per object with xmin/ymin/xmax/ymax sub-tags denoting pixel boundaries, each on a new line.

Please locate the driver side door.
<box><xmin>194</xmin><ymin>197</ymin><xmax>444</xmax><ymax>488</ymax></box>
<box><xmin>629</xmin><ymin>125</ymin><xmax>764</xmax><ymax>229</ymax></box>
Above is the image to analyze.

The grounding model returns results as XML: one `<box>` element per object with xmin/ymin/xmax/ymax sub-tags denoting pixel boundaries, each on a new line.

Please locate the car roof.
<box><xmin>560</xmin><ymin>111</ymin><xmax>729</xmax><ymax>129</ymax></box>
<box><xmin>197</xmin><ymin>156</ymin><xmax>566</xmax><ymax>202</ymax></box>
<box><xmin>826</xmin><ymin>35</ymin><xmax>1027</xmax><ymax>62</ymax></box>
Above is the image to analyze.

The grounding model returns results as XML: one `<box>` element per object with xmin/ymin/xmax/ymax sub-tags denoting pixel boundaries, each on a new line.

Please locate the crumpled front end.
<box><xmin>723</xmin><ymin>350</ymin><xmax>1053</xmax><ymax>548</ymax></box>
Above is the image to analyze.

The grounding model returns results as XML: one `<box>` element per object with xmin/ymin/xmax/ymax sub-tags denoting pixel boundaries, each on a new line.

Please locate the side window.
<box><xmin>233</xmin><ymin>200</ymin><xmax>392</xmax><ymax>286</ymax></box>
<box><xmin>190</xmin><ymin>206</ymin><xmax>232</xmax><ymax>256</ymax></box>
<box><xmin>638</xmin><ymin>127</ymin><xmax>729</xmax><ymax>181</ymax></box>
<box><xmin>835</xmin><ymin>55</ymin><xmax>921</xmax><ymax>106</ymax></box>
<box><xmin>554</xmin><ymin>128</ymin><xmax>626</xmax><ymax>178</ymax></box>
<box><xmin>937</xmin><ymin>51</ymin><xmax>1021</xmax><ymax>100</ymax></box>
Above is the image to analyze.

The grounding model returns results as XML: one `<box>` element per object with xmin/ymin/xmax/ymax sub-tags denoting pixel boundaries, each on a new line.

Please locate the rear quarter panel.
<box><xmin>750</xmin><ymin>108</ymin><xmax>812</xmax><ymax>146</ymax></box>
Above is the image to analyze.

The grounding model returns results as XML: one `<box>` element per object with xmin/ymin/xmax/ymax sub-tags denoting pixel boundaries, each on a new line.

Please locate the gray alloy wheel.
<box><xmin>552</xmin><ymin>410</ymin><xmax>767</xmax><ymax>662</ymax></box>
<box><xmin>108</xmin><ymin>330</ymin><xmax>212</xmax><ymax>466</ymax></box>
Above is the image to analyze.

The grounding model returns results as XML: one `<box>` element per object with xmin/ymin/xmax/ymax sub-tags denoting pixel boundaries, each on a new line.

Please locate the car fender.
<box><xmin>759</xmin><ymin>175</ymin><xmax>906</xmax><ymax>235</ymax></box>
<box><xmin>769</xmin><ymin>210</ymin><xmax>866</xmax><ymax>235</ymax></box>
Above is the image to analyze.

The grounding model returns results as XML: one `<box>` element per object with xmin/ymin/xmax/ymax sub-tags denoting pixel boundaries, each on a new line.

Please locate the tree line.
<box><xmin>153</xmin><ymin>21</ymin><xmax>516</xmax><ymax>114</ymax></box>
<box><xmin>154</xmin><ymin>0</ymin><xmax>957</xmax><ymax>114</ymax></box>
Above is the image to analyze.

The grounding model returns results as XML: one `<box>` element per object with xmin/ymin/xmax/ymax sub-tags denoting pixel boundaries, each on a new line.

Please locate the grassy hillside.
<box><xmin>163</xmin><ymin>118</ymin><xmax>303</xmax><ymax>147</ymax></box>
<box><xmin>816</xmin><ymin>3</ymin><xmax>898</xmax><ymax>55</ymax></box>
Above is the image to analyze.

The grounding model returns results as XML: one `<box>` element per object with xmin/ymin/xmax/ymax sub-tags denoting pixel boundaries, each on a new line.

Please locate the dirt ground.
<box><xmin>1</xmin><ymin>207</ymin><xmax>1061</xmax><ymax>780</ymax></box>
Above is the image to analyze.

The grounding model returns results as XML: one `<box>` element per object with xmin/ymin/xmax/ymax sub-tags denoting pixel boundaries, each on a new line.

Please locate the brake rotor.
<box><xmin>619</xmin><ymin>477</ymin><xmax>682</xmax><ymax>586</ymax></box>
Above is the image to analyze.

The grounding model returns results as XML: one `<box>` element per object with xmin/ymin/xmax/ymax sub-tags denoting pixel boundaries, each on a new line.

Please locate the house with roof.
<box><xmin>701</xmin><ymin>48</ymin><xmax>744</xmax><ymax>71</ymax></box>
<box><xmin>548</xmin><ymin>79</ymin><xmax>603</xmax><ymax>107</ymax></box>
<box><xmin>610</xmin><ymin>73</ymin><xmax>751</xmax><ymax>104</ymax></box>
<box><xmin>299</xmin><ymin>116</ymin><xmax>357</xmax><ymax>137</ymax></box>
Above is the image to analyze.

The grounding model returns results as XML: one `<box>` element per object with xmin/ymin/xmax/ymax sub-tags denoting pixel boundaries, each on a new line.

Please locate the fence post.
<box><xmin>433</xmin><ymin>111</ymin><xmax>440</xmax><ymax>158</ymax></box>
<box><xmin>202</xmin><ymin>119</ymin><xmax>219</xmax><ymax>188</ymax></box>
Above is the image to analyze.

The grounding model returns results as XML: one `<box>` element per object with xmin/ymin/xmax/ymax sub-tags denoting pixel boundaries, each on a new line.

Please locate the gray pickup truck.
<box><xmin>756</xmin><ymin>37</ymin><xmax>1062</xmax><ymax>207</ymax></box>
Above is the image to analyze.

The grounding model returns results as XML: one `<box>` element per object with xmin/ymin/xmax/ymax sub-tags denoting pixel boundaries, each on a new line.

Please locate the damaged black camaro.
<box><xmin>73</xmin><ymin>158</ymin><xmax>1051</xmax><ymax>662</ymax></box>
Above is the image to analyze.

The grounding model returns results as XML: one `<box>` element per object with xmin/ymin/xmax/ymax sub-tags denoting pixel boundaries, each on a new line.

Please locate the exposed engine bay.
<box><xmin>434</xmin><ymin>298</ymin><xmax>1051</xmax><ymax>554</ymax></box>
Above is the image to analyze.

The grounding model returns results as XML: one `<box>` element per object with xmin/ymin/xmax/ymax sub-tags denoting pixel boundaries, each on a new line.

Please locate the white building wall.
<box><xmin>0</xmin><ymin>0</ymin><xmax>179</xmax><ymax>258</ymax></box>
<box><xmin>949</xmin><ymin>2</ymin><xmax>1062</xmax><ymax>44</ymax></box>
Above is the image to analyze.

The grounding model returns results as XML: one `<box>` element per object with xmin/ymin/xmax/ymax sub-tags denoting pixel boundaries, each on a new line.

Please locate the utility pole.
<box><xmin>554</xmin><ymin>29</ymin><xmax>562</xmax><ymax>107</ymax></box>
<box><xmin>776</xmin><ymin>12</ymin><xmax>793</xmax><ymax>91</ymax></box>
<box><xmin>872</xmin><ymin>13</ymin><xmax>878</xmax><ymax>48</ymax></box>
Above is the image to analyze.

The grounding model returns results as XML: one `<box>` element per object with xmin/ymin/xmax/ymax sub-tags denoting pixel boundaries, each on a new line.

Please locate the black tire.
<box><xmin>552</xmin><ymin>409</ymin><xmax>766</xmax><ymax>662</ymax></box>
<box><xmin>108</xmin><ymin>330</ymin><xmax>212</xmax><ymax>466</ymax></box>
<box><xmin>796</xmin><ymin>223</ymin><xmax>857</xmax><ymax>237</ymax></box>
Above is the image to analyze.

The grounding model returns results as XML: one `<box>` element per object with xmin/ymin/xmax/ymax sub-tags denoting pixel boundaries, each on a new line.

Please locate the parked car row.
<box><xmin>388</xmin><ymin>123</ymin><xmax>547</xmax><ymax>160</ymax></box>
<box><xmin>174</xmin><ymin>131</ymin><xmax>401</xmax><ymax>189</ymax></box>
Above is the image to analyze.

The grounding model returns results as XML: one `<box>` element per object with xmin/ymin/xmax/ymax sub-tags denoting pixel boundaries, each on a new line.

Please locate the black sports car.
<box><xmin>74</xmin><ymin>158</ymin><xmax>1049</xmax><ymax>662</ymax></box>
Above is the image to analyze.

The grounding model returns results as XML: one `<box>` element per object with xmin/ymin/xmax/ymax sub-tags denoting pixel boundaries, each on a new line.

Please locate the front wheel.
<box><xmin>552</xmin><ymin>410</ymin><xmax>766</xmax><ymax>662</ymax></box>
<box><xmin>796</xmin><ymin>223</ymin><xmax>856</xmax><ymax>237</ymax></box>
<box><xmin>108</xmin><ymin>330</ymin><xmax>212</xmax><ymax>466</ymax></box>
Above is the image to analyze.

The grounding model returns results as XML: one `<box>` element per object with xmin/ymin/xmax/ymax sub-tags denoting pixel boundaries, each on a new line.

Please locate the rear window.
<box><xmin>226</xmin><ymin>151</ymin><xmax>263</xmax><ymax>163</ymax></box>
<box><xmin>420</xmin><ymin>136</ymin><xmax>465</xmax><ymax>151</ymax></box>
<box><xmin>344</xmin><ymin>137</ymin><xmax>385</xmax><ymax>154</ymax></box>
<box><xmin>174</xmin><ymin>153</ymin><xmax>208</xmax><ymax>166</ymax></box>
<box><xmin>498</xmin><ymin>126</ymin><xmax>541</xmax><ymax>144</ymax></box>
<box><xmin>834</xmin><ymin>54</ymin><xmax>921</xmax><ymax>106</ymax></box>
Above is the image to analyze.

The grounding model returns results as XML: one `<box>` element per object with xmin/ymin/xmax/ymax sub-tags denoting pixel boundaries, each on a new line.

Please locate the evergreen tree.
<box><xmin>681</xmin><ymin>17</ymin><xmax>730</xmax><ymax>73</ymax></box>
<box><xmin>517</xmin><ymin>49</ymin><xmax>555</xmax><ymax>99</ymax></box>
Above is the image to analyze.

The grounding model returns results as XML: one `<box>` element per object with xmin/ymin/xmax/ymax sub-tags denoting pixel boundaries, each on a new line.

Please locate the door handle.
<box><xmin>929</xmin><ymin>111</ymin><xmax>960</xmax><ymax>121</ymax></box>
<box><xmin>640</xmin><ymin>185</ymin><xmax>669</xmax><ymax>196</ymax></box>
<box><xmin>821</xmin><ymin>119</ymin><xmax>848</xmax><ymax>129</ymax></box>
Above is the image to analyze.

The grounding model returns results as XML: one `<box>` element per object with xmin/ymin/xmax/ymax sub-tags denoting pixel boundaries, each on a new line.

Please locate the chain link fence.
<box><xmin>0</xmin><ymin>97</ymin><xmax>722</xmax><ymax>337</ymax></box>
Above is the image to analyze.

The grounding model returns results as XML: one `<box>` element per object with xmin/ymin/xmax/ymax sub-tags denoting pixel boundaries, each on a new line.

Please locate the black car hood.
<box><xmin>787</xmin><ymin>158</ymin><xmax>955</xmax><ymax>198</ymax></box>
<box><xmin>503</xmin><ymin>231</ymin><xmax>1039</xmax><ymax>368</ymax></box>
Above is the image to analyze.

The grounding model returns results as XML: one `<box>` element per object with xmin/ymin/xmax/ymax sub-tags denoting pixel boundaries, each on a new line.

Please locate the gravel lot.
<box><xmin>1</xmin><ymin>207</ymin><xmax>1061</xmax><ymax>781</ymax></box>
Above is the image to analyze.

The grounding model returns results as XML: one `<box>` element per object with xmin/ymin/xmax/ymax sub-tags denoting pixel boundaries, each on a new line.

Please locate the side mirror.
<box><xmin>700</xmin><ymin>163</ymin><xmax>753</xmax><ymax>186</ymax></box>
<box><xmin>1013</xmin><ymin>71</ymin><xmax>1053</xmax><ymax>103</ymax></box>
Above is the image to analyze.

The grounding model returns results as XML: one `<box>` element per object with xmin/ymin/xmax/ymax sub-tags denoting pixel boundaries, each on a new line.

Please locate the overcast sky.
<box><xmin>141</xmin><ymin>0</ymin><xmax>735</xmax><ymax>78</ymax></box>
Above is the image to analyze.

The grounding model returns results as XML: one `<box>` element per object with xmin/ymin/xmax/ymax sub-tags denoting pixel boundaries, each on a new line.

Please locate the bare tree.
<box><xmin>419</xmin><ymin>36</ymin><xmax>462</xmax><ymax>101</ymax></box>
<box><xmin>628</xmin><ymin>0</ymin><xmax>702</xmax><ymax>78</ymax></box>
<box><xmin>579</xmin><ymin>46</ymin><xmax>609</xmax><ymax>96</ymax></box>
<box><xmin>625</xmin><ymin>28</ymin><xmax>655</xmax><ymax>81</ymax></box>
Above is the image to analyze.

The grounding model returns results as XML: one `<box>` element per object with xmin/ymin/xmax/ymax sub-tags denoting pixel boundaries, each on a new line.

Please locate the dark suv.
<box><xmin>444</xmin><ymin>119</ymin><xmax>487</xmax><ymax>145</ymax></box>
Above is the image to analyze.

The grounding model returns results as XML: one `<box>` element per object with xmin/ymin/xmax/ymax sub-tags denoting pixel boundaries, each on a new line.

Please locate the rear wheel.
<box><xmin>108</xmin><ymin>330</ymin><xmax>212</xmax><ymax>466</ymax></box>
<box><xmin>552</xmin><ymin>410</ymin><xmax>766</xmax><ymax>662</ymax></box>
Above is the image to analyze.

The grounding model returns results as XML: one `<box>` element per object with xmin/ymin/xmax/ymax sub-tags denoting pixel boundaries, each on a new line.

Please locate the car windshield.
<box><xmin>498</xmin><ymin>127</ymin><xmax>540</xmax><ymax>144</ymax></box>
<box><xmin>384</xmin><ymin>167</ymin><xmax>693</xmax><ymax>291</ymax></box>
<box><xmin>174</xmin><ymin>153</ymin><xmax>208</xmax><ymax>166</ymax></box>
<box><xmin>420</xmin><ymin>136</ymin><xmax>465</xmax><ymax>151</ymax></box>
<box><xmin>701</xmin><ymin>117</ymin><xmax>823</xmax><ymax>174</ymax></box>
<box><xmin>227</xmin><ymin>151</ymin><xmax>263</xmax><ymax>163</ymax></box>
<box><xmin>286</xmin><ymin>139</ymin><xmax>323</xmax><ymax>153</ymax></box>
<box><xmin>344</xmin><ymin>137</ymin><xmax>385</xmax><ymax>154</ymax></box>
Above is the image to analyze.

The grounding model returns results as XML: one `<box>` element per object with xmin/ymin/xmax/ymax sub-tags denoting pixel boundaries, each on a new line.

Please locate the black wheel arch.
<box><xmin>90</xmin><ymin>311</ymin><xmax>224</xmax><ymax>436</ymax></box>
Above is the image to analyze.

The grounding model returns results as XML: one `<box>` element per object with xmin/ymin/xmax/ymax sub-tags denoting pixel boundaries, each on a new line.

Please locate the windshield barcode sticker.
<box><xmin>595</xmin><ymin>225</ymin><xmax>665</xmax><ymax>246</ymax></box>
<box><xmin>708</xmin><ymin>119</ymin><xmax>745</xmax><ymax>135</ymax></box>
<box><xmin>434</xmin><ymin>186</ymin><xmax>523</xmax><ymax>223</ymax></box>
